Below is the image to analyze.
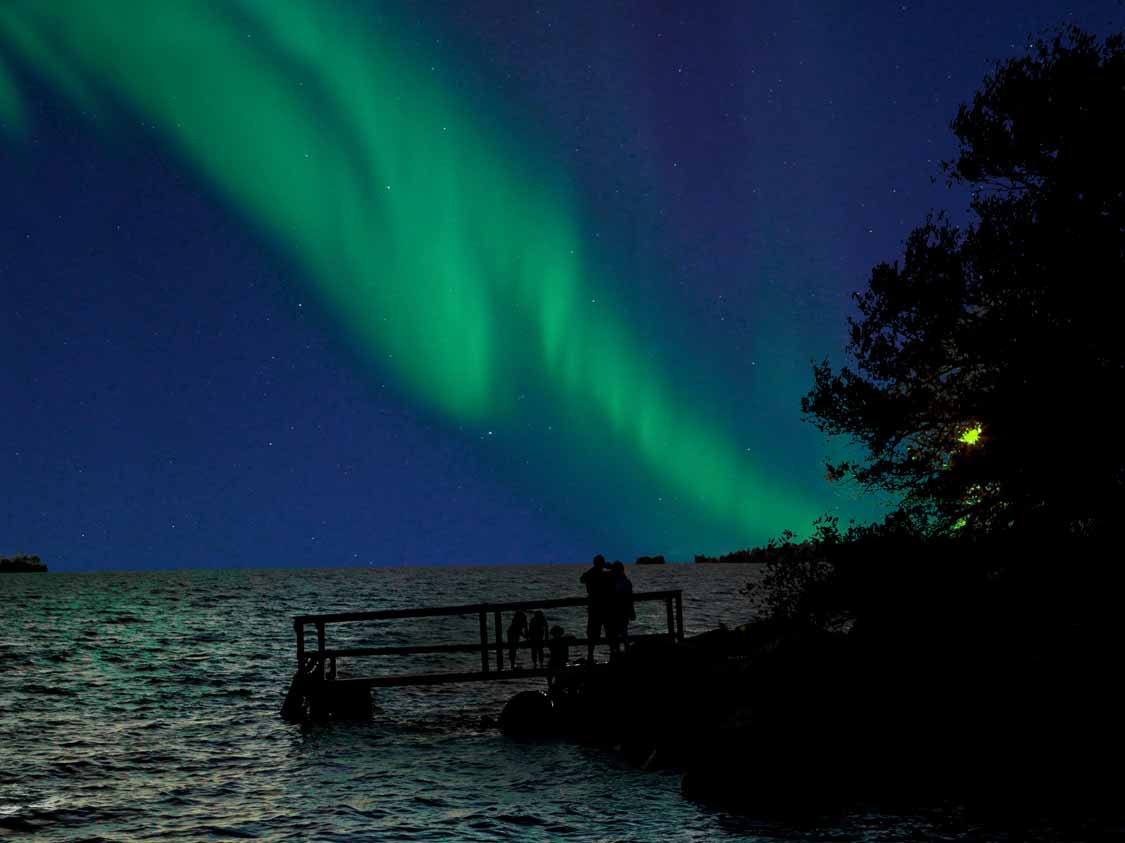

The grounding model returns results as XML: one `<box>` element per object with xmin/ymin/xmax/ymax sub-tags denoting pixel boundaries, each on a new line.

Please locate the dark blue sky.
<box><xmin>2</xmin><ymin>2</ymin><xmax>1122</xmax><ymax>571</ymax></box>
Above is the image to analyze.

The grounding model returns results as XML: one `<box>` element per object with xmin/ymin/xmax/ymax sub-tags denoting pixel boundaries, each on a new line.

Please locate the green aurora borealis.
<box><xmin>0</xmin><ymin>1</ymin><xmax>823</xmax><ymax>553</ymax></box>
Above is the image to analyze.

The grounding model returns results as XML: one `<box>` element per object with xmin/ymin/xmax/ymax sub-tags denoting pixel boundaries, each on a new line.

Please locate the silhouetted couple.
<box><xmin>579</xmin><ymin>554</ymin><xmax>634</xmax><ymax>662</ymax></box>
<box><xmin>506</xmin><ymin>609</ymin><xmax>549</xmax><ymax>669</ymax></box>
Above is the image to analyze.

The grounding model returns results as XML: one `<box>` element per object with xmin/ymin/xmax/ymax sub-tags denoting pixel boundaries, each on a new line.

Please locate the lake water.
<box><xmin>0</xmin><ymin>565</ymin><xmax>1064</xmax><ymax>841</ymax></box>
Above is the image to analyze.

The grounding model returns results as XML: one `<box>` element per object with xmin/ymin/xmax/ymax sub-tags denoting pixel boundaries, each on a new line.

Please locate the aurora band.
<box><xmin>0</xmin><ymin>0</ymin><xmax>819</xmax><ymax>547</ymax></box>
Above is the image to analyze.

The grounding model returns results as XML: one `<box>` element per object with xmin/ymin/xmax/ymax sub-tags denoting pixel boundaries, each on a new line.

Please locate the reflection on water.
<box><xmin>0</xmin><ymin>565</ymin><xmax>1065</xmax><ymax>841</ymax></box>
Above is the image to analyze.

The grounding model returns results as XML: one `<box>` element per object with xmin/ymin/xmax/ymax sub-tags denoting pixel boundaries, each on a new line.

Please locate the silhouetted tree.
<box><xmin>804</xmin><ymin>27</ymin><xmax>1125</xmax><ymax>538</ymax></box>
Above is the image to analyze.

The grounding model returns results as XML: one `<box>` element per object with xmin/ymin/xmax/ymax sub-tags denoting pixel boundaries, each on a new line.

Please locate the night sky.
<box><xmin>3</xmin><ymin>2</ymin><xmax>1122</xmax><ymax>572</ymax></box>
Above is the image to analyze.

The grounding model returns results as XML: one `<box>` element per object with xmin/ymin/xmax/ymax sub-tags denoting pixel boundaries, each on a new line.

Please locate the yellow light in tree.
<box><xmin>959</xmin><ymin>424</ymin><xmax>982</xmax><ymax>446</ymax></box>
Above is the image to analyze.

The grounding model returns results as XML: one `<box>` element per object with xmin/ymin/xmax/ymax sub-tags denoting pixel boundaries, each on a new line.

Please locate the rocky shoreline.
<box><xmin>497</xmin><ymin>613</ymin><xmax>1122</xmax><ymax>827</ymax></box>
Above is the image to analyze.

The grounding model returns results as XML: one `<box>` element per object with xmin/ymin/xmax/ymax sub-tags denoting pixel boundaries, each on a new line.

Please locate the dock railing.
<box><xmin>291</xmin><ymin>589</ymin><xmax>684</xmax><ymax>689</ymax></box>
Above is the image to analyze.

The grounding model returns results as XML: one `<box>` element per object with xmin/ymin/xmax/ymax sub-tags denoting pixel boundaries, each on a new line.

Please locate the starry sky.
<box><xmin>2</xmin><ymin>2</ymin><xmax>1122</xmax><ymax>571</ymax></box>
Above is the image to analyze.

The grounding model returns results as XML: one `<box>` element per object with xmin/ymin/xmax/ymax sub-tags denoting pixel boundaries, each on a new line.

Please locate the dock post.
<box><xmin>479</xmin><ymin>610</ymin><xmax>489</xmax><ymax>674</ymax></box>
<box><xmin>665</xmin><ymin>596</ymin><xmax>675</xmax><ymax>641</ymax></box>
<box><xmin>494</xmin><ymin>610</ymin><xmax>503</xmax><ymax>671</ymax></box>
<box><xmin>295</xmin><ymin>620</ymin><xmax>305</xmax><ymax>674</ymax></box>
<box><xmin>316</xmin><ymin>621</ymin><xmax>326</xmax><ymax>680</ymax></box>
<box><xmin>675</xmin><ymin>591</ymin><xmax>684</xmax><ymax>642</ymax></box>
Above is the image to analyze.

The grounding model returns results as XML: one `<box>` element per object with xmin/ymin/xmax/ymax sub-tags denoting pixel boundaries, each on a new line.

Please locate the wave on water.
<box><xmin>0</xmin><ymin>564</ymin><xmax>1073</xmax><ymax>842</ymax></box>
<box><xmin>19</xmin><ymin>683</ymin><xmax>77</xmax><ymax>697</ymax></box>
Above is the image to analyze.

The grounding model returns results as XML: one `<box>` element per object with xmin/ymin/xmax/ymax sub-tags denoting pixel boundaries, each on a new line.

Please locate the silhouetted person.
<box><xmin>546</xmin><ymin>625</ymin><xmax>573</xmax><ymax>694</ymax></box>
<box><xmin>507</xmin><ymin>610</ymin><xmax>528</xmax><ymax>669</ymax></box>
<box><xmin>610</xmin><ymin>560</ymin><xmax>635</xmax><ymax>656</ymax></box>
<box><xmin>529</xmin><ymin>610</ymin><xmax>548</xmax><ymax>668</ymax></box>
<box><xmin>547</xmin><ymin>625</ymin><xmax>569</xmax><ymax>670</ymax></box>
<box><xmin>580</xmin><ymin>554</ymin><xmax>614</xmax><ymax>662</ymax></box>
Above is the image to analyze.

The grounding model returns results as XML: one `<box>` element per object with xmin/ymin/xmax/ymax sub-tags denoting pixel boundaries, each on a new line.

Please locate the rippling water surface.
<box><xmin>0</xmin><ymin>565</ymin><xmax>1062</xmax><ymax>841</ymax></box>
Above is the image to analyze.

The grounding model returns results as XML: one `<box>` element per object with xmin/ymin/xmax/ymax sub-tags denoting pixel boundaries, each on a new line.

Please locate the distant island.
<box><xmin>694</xmin><ymin>548</ymin><xmax>763</xmax><ymax>563</ymax></box>
<box><xmin>0</xmin><ymin>554</ymin><xmax>47</xmax><ymax>573</ymax></box>
<box><xmin>634</xmin><ymin>555</ymin><xmax>666</xmax><ymax>565</ymax></box>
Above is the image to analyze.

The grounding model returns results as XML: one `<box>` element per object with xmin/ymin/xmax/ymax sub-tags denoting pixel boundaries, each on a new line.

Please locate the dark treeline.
<box><xmin>679</xmin><ymin>28</ymin><xmax>1125</xmax><ymax>824</ymax></box>
<box><xmin>693</xmin><ymin>531</ymin><xmax>809</xmax><ymax>566</ymax></box>
<box><xmin>804</xmin><ymin>26</ymin><xmax>1125</xmax><ymax>539</ymax></box>
<box><xmin>0</xmin><ymin>554</ymin><xmax>46</xmax><ymax>573</ymax></box>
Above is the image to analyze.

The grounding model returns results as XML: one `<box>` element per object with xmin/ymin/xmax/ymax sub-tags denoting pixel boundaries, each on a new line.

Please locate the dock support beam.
<box><xmin>478</xmin><ymin>611</ymin><xmax>489</xmax><ymax>674</ymax></box>
<box><xmin>494</xmin><ymin>610</ymin><xmax>503</xmax><ymax>671</ymax></box>
<box><xmin>316</xmin><ymin>621</ymin><xmax>326</xmax><ymax>680</ymax></box>
<box><xmin>295</xmin><ymin>620</ymin><xmax>305</xmax><ymax>673</ymax></box>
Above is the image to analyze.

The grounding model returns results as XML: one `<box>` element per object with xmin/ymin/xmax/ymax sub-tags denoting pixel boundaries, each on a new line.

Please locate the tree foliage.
<box><xmin>804</xmin><ymin>27</ymin><xmax>1125</xmax><ymax>538</ymax></box>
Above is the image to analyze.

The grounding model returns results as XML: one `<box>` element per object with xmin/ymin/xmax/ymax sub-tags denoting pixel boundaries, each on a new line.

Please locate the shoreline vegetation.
<box><xmin>515</xmin><ymin>528</ymin><xmax>1123</xmax><ymax>827</ymax></box>
<box><xmin>528</xmin><ymin>27</ymin><xmax>1125</xmax><ymax>828</ymax></box>
<box><xmin>0</xmin><ymin>554</ymin><xmax>47</xmax><ymax>573</ymax></box>
<box><xmin>693</xmin><ymin>548</ymin><xmax>766</xmax><ymax>564</ymax></box>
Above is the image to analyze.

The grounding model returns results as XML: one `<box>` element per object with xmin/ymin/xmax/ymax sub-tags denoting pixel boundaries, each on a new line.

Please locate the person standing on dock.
<box><xmin>579</xmin><ymin>554</ymin><xmax>613</xmax><ymax>662</ymax></box>
<box><xmin>610</xmin><ymin>560</ymin><xmax>635</xmax><ymax>657</ymax></box>
<box><xmin>528</xmin><ymin>610</ymin><xmax>548</xmax><ymax>668</ymax></box>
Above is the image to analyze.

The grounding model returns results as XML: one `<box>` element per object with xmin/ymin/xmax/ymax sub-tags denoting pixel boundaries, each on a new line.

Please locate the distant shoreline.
<box><xmin>0</xmin><ymin>554</ymin><xmax>47</xmax><ymax>573</ymax></box>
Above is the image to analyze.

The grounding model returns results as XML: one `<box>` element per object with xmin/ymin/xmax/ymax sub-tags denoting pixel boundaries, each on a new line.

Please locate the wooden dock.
<box><xmin>282</xmin><ymin>590</ymin><xmax>684</xmax><ymax>719</ymax></box>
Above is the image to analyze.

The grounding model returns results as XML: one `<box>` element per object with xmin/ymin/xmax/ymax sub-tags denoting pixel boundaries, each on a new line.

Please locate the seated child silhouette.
<box><xmin>547</xmin><ymin>625</ymin><xmax>570</xmax><ymax>670</ymax></box>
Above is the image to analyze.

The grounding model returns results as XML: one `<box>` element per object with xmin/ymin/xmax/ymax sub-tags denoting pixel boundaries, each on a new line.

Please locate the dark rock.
<box><xmin>499</xmin><ymin>690</ymin><xmax>555</xmax><ymax>736</ymax></box>
<box><xmin>282</xmin><ymin>677</ymin><xmax>372</xmax><ymax>722</ymax></box>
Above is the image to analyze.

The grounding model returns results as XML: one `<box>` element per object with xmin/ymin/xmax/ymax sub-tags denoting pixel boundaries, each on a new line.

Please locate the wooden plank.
<box><xmin>323</xmin><ymin>633</ymin><xmax>673</xmax><ymax>661</ymax></box>
<box><xmin>325</xmin><ymin>642</ymin><xmax>483</xmax><ymax>658</ymax></box>
<box><xmin>330</xmin><ymin>668</ymin><xmax>557</xmax><ymax>689</ymax></box>
<box><xmin>292</xmin><ymin>589</ymin><xmax>682</xmax><ymax>626</ymax></box>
